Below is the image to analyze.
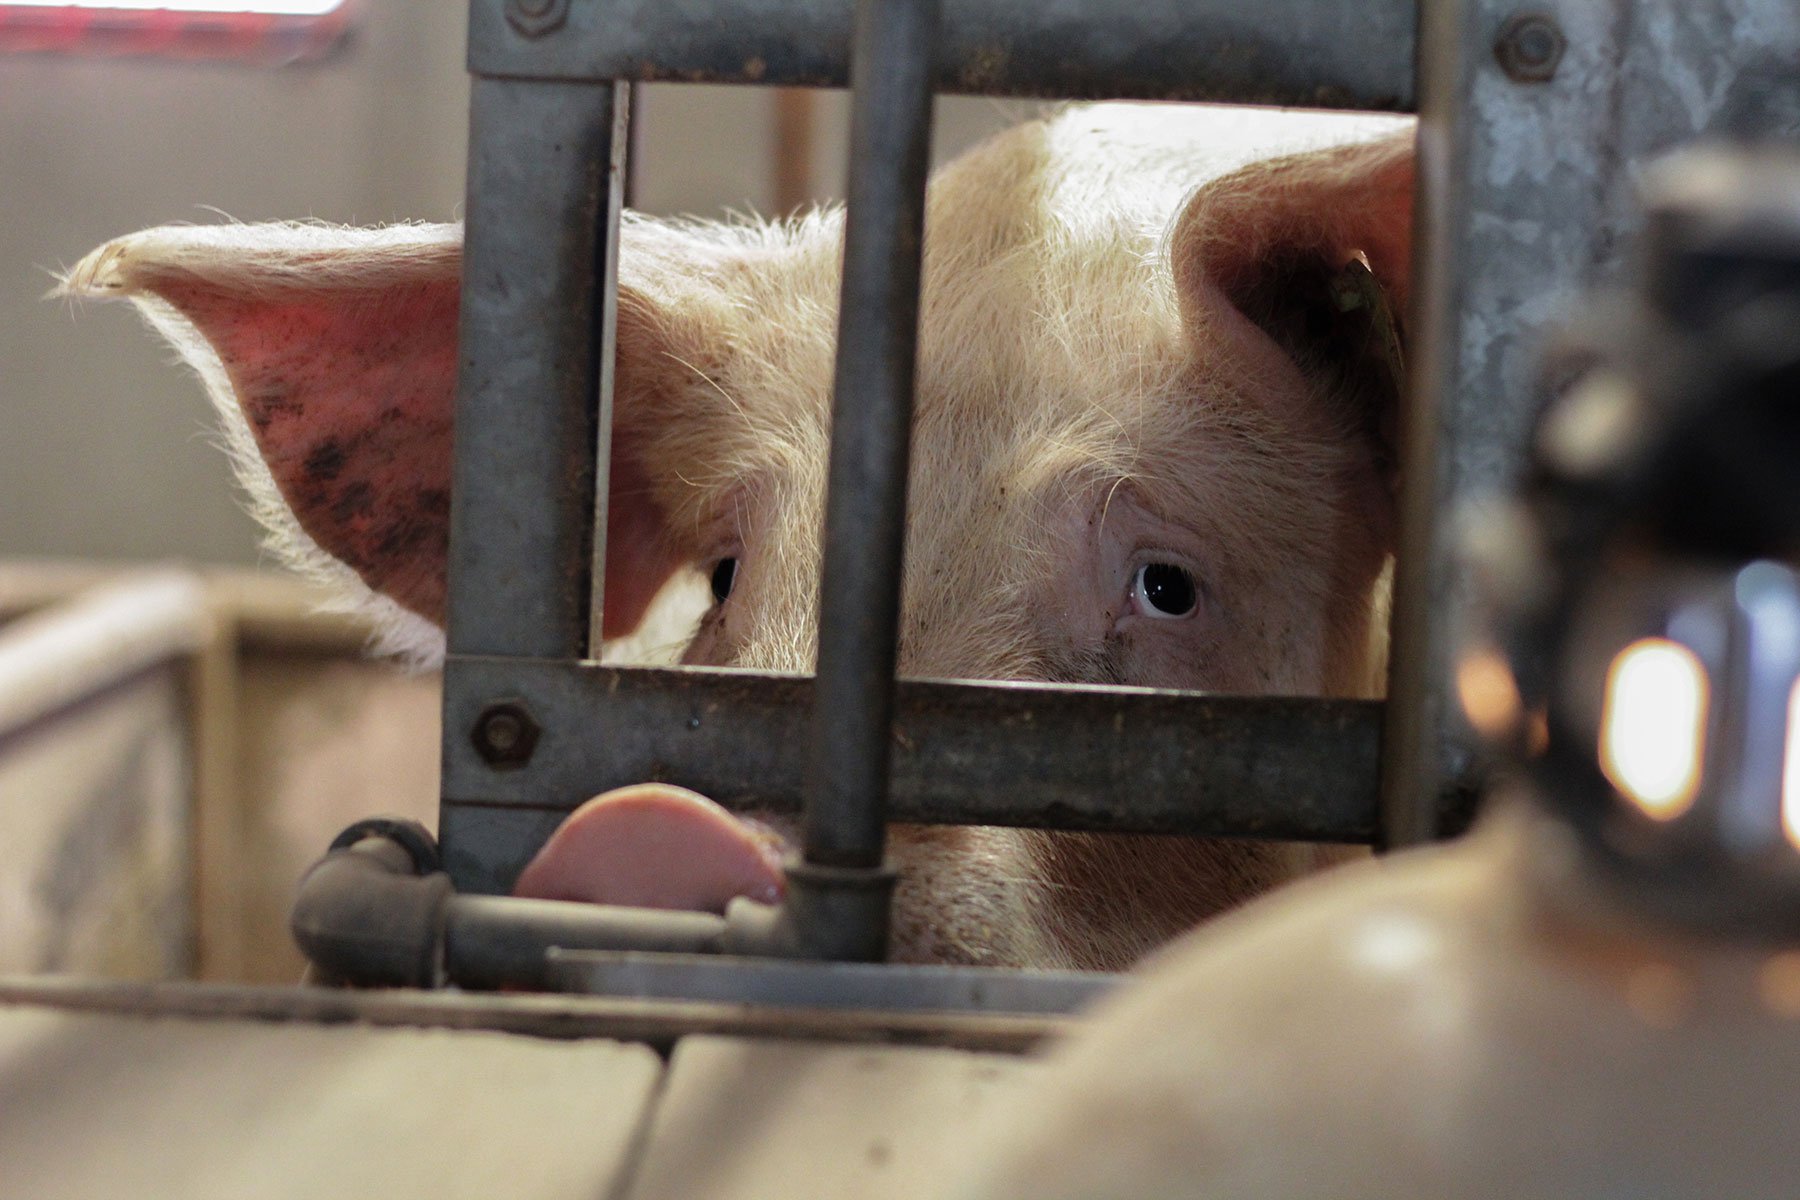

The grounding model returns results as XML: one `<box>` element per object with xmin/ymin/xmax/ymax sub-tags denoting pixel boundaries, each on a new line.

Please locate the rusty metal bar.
<box><xmin>439</xmin><ymin>661</ymin><xmax>1384</xmax><ymax>894</ymax></box>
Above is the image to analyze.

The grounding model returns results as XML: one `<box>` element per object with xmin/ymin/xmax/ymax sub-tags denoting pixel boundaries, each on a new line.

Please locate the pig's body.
<box><xmin>65</xmin><ymin>104</ymin><xmax>1414</xmax><ymax>970</ymax></box>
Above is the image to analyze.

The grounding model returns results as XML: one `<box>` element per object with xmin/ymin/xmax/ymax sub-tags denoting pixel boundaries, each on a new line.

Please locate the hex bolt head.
<box><xmin>506</xmin><ymin>0</ymin><xmax>568</xmax><ymax>39</ymax></box>
<box><xmin>1495</xmin><ymin>13</ymin><xmax>1565</xmax><ymax>83</ymax></box>
<box><xmin>473</xmin><ymin>700</ymin><xmax>541</xmax><ymax>768</ymax></box>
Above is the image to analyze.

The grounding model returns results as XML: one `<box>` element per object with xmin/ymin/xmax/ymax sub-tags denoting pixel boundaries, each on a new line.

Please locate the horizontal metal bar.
<box><xmin>545</xmin><ymin>950</ymin><xmax>1116</xmax><ymax>1015</ymax></box>
<box><xmin>0</xmin><ymin>976</ymin><xmax>1071</xmax><ymax>1053</ymax></box>
<box><xmin>468</xmin><ymin>0</ymin><xmax>1416</xmax><ymax>110</ymax></box>
<box><xmin>439</xmin><ymin>658</ymin><xmax>1384</xmax><ymax>891</ymax></box>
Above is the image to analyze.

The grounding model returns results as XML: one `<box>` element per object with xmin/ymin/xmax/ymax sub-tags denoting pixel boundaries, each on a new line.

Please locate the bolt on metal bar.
<box><xmin>804</xmin><ymin>0</ymin><xmax>940</xmax><ymax>872</ymax></box>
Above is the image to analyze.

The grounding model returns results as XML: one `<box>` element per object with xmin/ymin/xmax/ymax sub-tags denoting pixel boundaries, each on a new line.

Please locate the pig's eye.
<box><xmin>1131</xmin><ymin>562</ymin><xmax>1198</xmax><ymax>619</ymax></box>
<box><xmin>710</xmin><ymin>557</ymin><xmax>738</xmax><ymax>604</ymax></box>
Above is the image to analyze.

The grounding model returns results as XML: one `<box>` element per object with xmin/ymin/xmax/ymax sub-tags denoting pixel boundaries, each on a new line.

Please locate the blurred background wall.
<box><xmin>0</xmin><ymin>2</ymin><xmax>1035</xmax><ymax>566</ymax></box>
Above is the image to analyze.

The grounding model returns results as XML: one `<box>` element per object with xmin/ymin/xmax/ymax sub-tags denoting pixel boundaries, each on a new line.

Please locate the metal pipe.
<box><xmin>1377</xmin><ymin>0</ymin><xmax>1466</xmax><ymax>847</ymax></box>
<box><xmin>288</xmin><ymin>825</ymin><xmax>1111</xmax><ymax>1013</ymax></box>
<box><xmin>290</xmin><ymin>825</ymin><xmax>771</xmax><ymax>990</ymax></box>
<box><xmin>1382</xmin><ymin>1</ymin><xmax>1717</xmax><ymax>846</ymax></box>
<box><xmin>290</xmin><ymin>835</ymin><xmax>454</xmax><ymax>989</ymax></box>
<box><xmin>443</xmin><ymin>896</ymin><xmax>729</xmax><ymax>991</ymax></box>
<box><xmin>804</xmin><ymin>0</ymin><xmax>938</xmax><ymax>875</ymax></box>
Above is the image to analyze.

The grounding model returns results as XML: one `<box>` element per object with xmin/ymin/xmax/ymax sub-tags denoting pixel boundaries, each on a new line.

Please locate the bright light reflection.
<box><xmin>2</xmin><ymin>0</ymin><xmax>342</xmax><ymax>14</ymax></box>
<box><xmin>1457</xmin><ymin>645</ymin><xmax>1522</xmax><ymax>740</ymax></box>
<box><xmin>1600</xmin><ymin>638</ymin><xmax>1707</xmax><ymax>820</ymax></box>
<box><xmin>1784</xmin><ymin>677</ymin><xmax>1800</xmax><ymax>852</ymax></box>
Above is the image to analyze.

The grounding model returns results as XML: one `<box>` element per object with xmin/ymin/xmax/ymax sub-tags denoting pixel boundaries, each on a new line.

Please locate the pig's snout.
<box><xmin>511</xmin><ymin>784</ymin><xmax>788</xmax><ymax>913</ymax></box>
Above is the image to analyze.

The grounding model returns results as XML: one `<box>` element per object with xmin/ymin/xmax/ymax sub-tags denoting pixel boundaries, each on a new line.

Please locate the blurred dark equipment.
<box><xmin>1468</xmin><ymin>144</ymin><xmax>1800</xmax><ymax>934</ymax></box>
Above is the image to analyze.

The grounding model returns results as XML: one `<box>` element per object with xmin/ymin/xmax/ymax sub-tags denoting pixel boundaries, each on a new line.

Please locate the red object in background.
<box><xmin>0</xmin><ymin>1</ymin><xmax>353</xmax><ymax>64</ymax></box>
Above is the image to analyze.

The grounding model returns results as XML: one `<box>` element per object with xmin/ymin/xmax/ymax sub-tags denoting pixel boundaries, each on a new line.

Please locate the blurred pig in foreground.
<box><xmin>63</xmin><ymin>104</ymin><xmax>1412</xmax><ymax>970</ymax></box>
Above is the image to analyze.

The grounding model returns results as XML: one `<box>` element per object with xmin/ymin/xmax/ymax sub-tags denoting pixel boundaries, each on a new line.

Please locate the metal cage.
<box><xmin>433</xmin><ymin>0</ymin><xmax>1799</xmax><ymax>1000</ymax></box>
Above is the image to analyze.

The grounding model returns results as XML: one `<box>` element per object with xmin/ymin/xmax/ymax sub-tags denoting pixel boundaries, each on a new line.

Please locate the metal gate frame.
<box><xmin>436</xmin><ymin>0</ymin><xmax>1798</xmax><ymax>979</ymax></box>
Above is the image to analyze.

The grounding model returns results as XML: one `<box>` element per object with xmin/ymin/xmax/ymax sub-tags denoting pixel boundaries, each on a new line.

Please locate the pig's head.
<box><xmin>64</xmin><ymin>105</ymin><xmax>1413</xmax><ymax>970</ymax></box>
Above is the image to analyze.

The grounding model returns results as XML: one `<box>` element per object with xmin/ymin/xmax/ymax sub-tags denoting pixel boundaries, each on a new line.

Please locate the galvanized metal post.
<box><xmin>1383</xmin><ymin>0</ymin><xmax>1800</xmax><ymax>845</ymax></box>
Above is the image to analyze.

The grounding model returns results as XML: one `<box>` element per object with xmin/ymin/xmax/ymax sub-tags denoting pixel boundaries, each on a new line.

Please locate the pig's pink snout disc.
<box><xmin>511</xmin><ymin>783</ymin><xmax>786</xmax><ymax>914</ymax></box>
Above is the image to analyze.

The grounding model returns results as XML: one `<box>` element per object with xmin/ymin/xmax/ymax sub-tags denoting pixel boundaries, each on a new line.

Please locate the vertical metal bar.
<box><xmin>1383</xmin><ymin>2</ymin><xmax>1598</xmax><ymax>845</ymax></box>
<box><xmin>436</xmin><ymin>804</ymin><xmax>571</xmax><ymax>897</ymax></box>
<box><xmin>590</xmin><ymin>90</ymin><xmax>632</xmax><ymax>655</ymax></box>
<box><xmin>1382</xmin><ymin>1</ymin><xmax>1796</xmax><ymax>845</ymax></box>
<box><xmin>446</xmin><ymin>77</ymin><xmax>625</xmax><ymax>661</ymax></box>
<box><xmin>442</xmin><ymin>77</ymin><xmax>626</xmax><ymax>890</ymax></box>
<box><xmin>804</xmin><ymin>0</ymin><xmax>939</xmax><ymax>870</ymax></box>
<box><xmin>1377</xmin><ymin>0</ymin><xmax>1470</xmax><ymax>848</ymax></box>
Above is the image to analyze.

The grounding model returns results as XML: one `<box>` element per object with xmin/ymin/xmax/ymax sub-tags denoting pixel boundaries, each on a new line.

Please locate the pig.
<box><xmin>61</xmin><ymin>103</ymin><xmax>1413</xmax><ymax>971</ymax></box>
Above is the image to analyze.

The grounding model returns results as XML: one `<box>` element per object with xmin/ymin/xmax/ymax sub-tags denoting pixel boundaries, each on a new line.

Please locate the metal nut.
<box><xmin>473</xmin><ymin>700</ymin><xmax>541</xmax><ymax>768</ymax></box>
<box><xmin>1494</xmin><ymin>13</ymin><xmax>1565</xmax><ymax>83</ymax></box>
<box><xmin>506</xmin><ymin>0</ymin><xmax>568</xmax><ymax>39</ymax></box>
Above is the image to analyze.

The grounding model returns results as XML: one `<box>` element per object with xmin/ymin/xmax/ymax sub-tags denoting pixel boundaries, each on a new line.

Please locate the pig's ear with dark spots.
<box><xmin>1170</xmin><ymin>127</ymin><xmax>1415</xmax><ymax>504</ymax></box>
<box><xmin>60</xmin><ymin>221</ymin><xmax>694</xmax><ymax>664</ymax></box>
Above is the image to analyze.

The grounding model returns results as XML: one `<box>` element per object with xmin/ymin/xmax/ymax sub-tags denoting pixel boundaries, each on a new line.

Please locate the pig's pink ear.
<box><xmin>61</xmin><ymin>223</ymin><xmax>462</xmax><ymax>648</ymax></box>
<box><xmin>1171</xmin><ymin>128</ymin><xmax>1415</xmax><ymax>501</ymax></box>
<box><xmin>61</xmin><ymin>222</ymin><xmax>692</xmax><ymax>657</ymax></box>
